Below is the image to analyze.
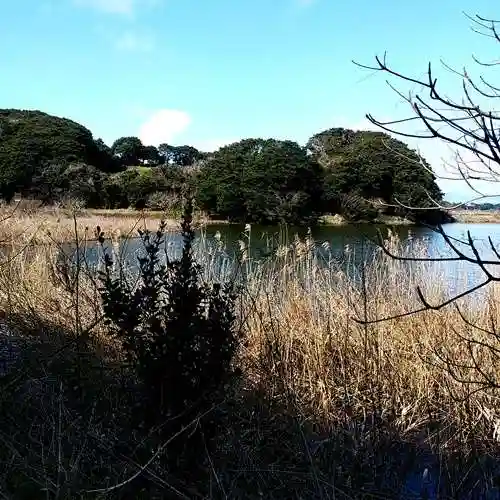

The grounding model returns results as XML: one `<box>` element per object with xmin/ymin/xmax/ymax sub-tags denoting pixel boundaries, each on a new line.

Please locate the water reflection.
<box><xmin>60</xmin><ymin>223</ymin><xmax>500</xmax><ymax>304</ymax></box>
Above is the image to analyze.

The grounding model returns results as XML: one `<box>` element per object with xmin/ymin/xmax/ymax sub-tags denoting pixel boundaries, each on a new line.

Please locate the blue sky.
<box><xmin>0</xmin><ymin>0</ymin><xmax>498</xmax><ymax>200</ymax></box>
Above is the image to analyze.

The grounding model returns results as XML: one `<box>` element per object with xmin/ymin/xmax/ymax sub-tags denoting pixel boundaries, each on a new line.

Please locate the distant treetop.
<box><xmin>0</xmin><ymin>109</ymin><xmax>448</xmax><ymax>225</ymax></box>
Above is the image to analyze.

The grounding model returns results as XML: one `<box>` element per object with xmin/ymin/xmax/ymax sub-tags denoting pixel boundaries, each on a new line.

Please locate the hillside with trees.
<box><xmin>196</xmin><ymin>138</ymin><xmax>324</xmax><ymax>225</ymax></box>
<box><xmin>0</xmin><ymin>109</ymin><xmax>114</xmax><ymax>201</ymax></box>
<box><xmin>0</xmin><ymin>108</ymin><xmax>448</xmax><ymax>224</ymax></box>
<box><xmin>307</xmin><ymin>128</ymin><xmax>446</xmax><ymax>223</ymax></box>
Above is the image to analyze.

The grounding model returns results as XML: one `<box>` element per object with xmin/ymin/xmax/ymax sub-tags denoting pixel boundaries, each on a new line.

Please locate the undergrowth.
<box><xmin>0</xmin><ymin>207</ymin><xmax>499</xmax><ymax>498</ymax></box>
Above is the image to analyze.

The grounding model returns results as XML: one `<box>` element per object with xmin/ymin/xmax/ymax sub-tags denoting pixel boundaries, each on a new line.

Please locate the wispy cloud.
<box><xmin>114</xmin><ymin>31</ymin><xmax>154</xmax><ymax>51</ymax></box>
<box><xmin>73</xmin><ymin>0</ymin><xmax>160</xmax><ymax>16</ymax></box>
<box><xmin>139</xmin><ymin>109</ymin><xmax>192</xmax><ymax>146</ymax></box>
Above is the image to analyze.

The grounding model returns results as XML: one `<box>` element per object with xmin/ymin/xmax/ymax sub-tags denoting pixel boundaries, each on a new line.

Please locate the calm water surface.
<box><xmin>72</xmin><ymin>222</ymin><xmax>500</xmax><ymax>291</ymax></box>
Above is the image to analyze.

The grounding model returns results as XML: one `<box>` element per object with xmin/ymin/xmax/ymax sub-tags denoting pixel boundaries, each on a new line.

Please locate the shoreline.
<box><xmin>0</xmin><ymin>207</ymin><xmax>498</xmax><ymax>245</ymax></box>
<box><xmin>319</xmin><ymin>214</ymin><xmax>415</xmax><ymax>226</ymax></box>
<box><xmin>448</xmin><ymin>209</ymin><xmax>500</xmax><ymax>224</ymax></box>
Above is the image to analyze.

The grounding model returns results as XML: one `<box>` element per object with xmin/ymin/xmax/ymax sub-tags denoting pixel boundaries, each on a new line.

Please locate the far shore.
<box><xmin>0</xmin><ymin>207</ymin><xmax>418</xmax><ymax>245</ymax></box>
<box><xmin>448</xmin><ymin>209</ymin><xmax>500</xmax><ymax>224</ymax></box>
<box><xmin>0</xmin><ymin>206</ymin><xmax>228</xmax><ymax>244</ymax></box>
<box><xmin>325</xmin><ymin>210</ymin><xmax>500</xmax><ymax>226</ymax></box>
<box><xmin>319</xmin><ymin>214</ymin><xmax>415</xmax><ymax>226</ymax></box>
<box><xmin>91</xmin><ymin>209</ymin><xmax>500</xmax><ymax>227</ymax></box>
<box><xmin>0</xmin><ymin>205</ymin><xmax>498</xmax><ymax>245</ymax></box>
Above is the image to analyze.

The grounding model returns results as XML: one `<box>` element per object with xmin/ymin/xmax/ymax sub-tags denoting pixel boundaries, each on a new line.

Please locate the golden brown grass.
<box><xmin>1</xmin><ymin>222</ymin><xmax>498</xmax><ymax>446</ymax></box>
<box><xmin>0</xmin><ymin>219</ymin><xmax>499</xmax><ymax>496</ymax></box>
<box><xmin>234</xmin><ymin>230</ymin><xmax>500</xmax><ymax>452</ymax></box>
<box><xmin>0</xmin><ymin>201</ymin><xmax>227</xmax><ymax>244</ymax></box>
<box><xmin>451</xmin><ymin>209</ymin><xmax>500</xmax><ymax>223</ymax></box>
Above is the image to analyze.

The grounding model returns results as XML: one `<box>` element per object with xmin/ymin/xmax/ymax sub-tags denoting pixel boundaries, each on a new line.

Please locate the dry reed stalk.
<box><xmin>239</xmin><ymin>230</ymin><xmax>500</xmax><ymax>452</ymax></box>
<box><xmin>0</xmin><ymin>202</ymin><xmax>225</xmax><ymax>244</ymax></box>
<box><xmin>1</xmin><ymin>218</ymin><xmax>499</xmax><ymax>455</ymax></box>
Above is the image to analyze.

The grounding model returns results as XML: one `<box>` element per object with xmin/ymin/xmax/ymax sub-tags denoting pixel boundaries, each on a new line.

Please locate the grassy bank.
<box><xmin>450</xmin><ymin>209</ymin><xmax>500</xmax><ymax>223</ymax></box>
<box><xmin>0</xmin><ymin>202</ymin><xmax>228</xmax><ymax>244</ymax></box>
<box><xmin>320</xmin><ymin>213</ymin><xmax>414</xmax><ymax>225</ymax></box>
<box><xmin>0</xmin><ymin>216</ymin><xmax>499</xmax><ymax>498</ymax></box>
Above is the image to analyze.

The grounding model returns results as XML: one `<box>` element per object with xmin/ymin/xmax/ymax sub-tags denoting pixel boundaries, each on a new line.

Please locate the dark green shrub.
<box><xmin>98</xmin><ymin>199</ymin><xmax>240</xmax><ymax>468</ymax></box>
<box><xmin>101</xmin><ymin>167</ymin><xmax>188</xmax><ymax>210</ymax></box>
<box><xmin>62</xmin><ymin>163</ymin><xmax>105</xmax><ymax>208</ymax></box>
<box><xmin>145</xmin><ymin>191</ymin><xmax>183</xmax><ymax>216</ymax></box>
<box><xmin>29</xmin><ymin>162</ymin><xmax>105</xmax><ymax>207</ymax></box>
<box><xmin>101</xmin><ymin>174</ymin><xmax>129</xmax><ymax>208</ymax></box>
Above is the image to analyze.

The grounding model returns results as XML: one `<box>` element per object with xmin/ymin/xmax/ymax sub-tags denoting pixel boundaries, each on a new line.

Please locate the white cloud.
<box><xmin>138</xmin><ymin>109</ymin><xmax>192</xmax><ymax>146</ymax></box>
<box><xmin>115</xmin><ymin>31</ymin><xmax>154</xmax><ymax>51</ymax></box>
<box><xmin>73</xmin><ymin>0</ymin><xmax>160</xmax><ymax>15</ymax></box>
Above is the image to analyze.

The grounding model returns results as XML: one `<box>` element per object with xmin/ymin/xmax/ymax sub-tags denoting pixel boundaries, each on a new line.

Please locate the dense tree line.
<box><xmin>196</xmin><ymin>139</ymin><xmax>323</xmax><ymax>225</ymax></box>
<box><xmin>444</xmin><ymin>202</ymin><xmax>500</xmax><ymax>211</ymax></box>
<box><xmin>306</xmin><ymin>128</ymin><xmax>445</xmax><ymax>223</ymax></box>
<box><xmin>0</xmin><ymin>109</ymin><xmax>448</xmax><ymax>224</ymax></box>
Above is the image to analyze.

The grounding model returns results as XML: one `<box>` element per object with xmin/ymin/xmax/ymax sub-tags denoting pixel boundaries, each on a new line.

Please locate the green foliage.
<box><xmin>30</xmin><ymin>162</ymin><xmax>105</xmax><ymax>207</ymax></box>
<box><xmin>111</xmin><ymin>136</ymin><xmax>145</xmax><ymax>167</ymax></box>
<box><xmin>157</xmin><ymin>143</ymin><xmax>173</xmax><ymax>164</ymax></box>
<box><xmin>158</xmin><ymin>143</ymin><xmax>205</xmax><ymax>166</ymax></box>
<box><xmin>103</xmin><ymin>169</ymin><xmax>150</xmax><ymax>209</ymax></box>
<box><xmin>307</xmin><ymin>128</ymin><xmax>444</xmax><ymax>222</ymax></box>
<box><xmin>171</xmin><ymin>145</ymin><xmax>205</xmax><ymax>166</ymax></box>
<box><xmin>0</xmin><ymin>108</ymin><xmax>448</xmax><ymax>225</ymax></box>
<box><xmin>145</xmin><ymin>191</ymin><xmax>182</xmax><ymax>214</ymax></box>
<box><xmin>59</xmin><ymin>163</ymin><xmax>105</xmax><ymax>207</ymax></box>
<box><xmin>94</xmin><ymin>137</ymin><xmax>119</xmax><ymax>172</ymax></box>
<box><xmin>0</xmin><ymin>109</ymin><xmax>113</xmax><ymax>200</ymax></box>
<box><xmin>98</xmin><ymin>200</ymin><xmax>240</xmax><ymax>466</ymax></box>
<box><xmin>142</xmin><ymin>144</ymin><xmax>161</xmax><ymax>164</ymax></box>
<box><xmin>110</xmin><ymin>139</ymin><xmax>202</xmax><ymax>168</ymax></box>
<box><xmin>196</xmin><ymin>138</ymin><xmax>324</xmax><ymax>225</ymax></box>
<box><xmin>102</xmin><ymin>166</ymin><xmax>188</xmax><ymax>210</ymax></box>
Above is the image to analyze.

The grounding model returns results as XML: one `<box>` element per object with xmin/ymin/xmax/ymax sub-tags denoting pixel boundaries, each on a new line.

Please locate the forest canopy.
<box><xmin>0</xmin><ymin>109</ymin><xmax>447</xmax><ymax>225</ymax></box>
<box><xmin>306</xmin><ymin>128</ymin><xmax>444</xmax><ymax>222</ymax></box>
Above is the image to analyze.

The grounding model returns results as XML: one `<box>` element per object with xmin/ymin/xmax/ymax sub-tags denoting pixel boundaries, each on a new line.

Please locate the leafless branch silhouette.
<box><xmin>353</xmin><ymin>12</ymin><xmax>500</xmax><ymax>322</ymax></box>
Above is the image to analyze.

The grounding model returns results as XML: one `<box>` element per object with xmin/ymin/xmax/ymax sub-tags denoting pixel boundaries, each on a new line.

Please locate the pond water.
<box><xmin>66</xmin><ymin>221</ymin><xmax>500</xmax><ymax>297</ymax></box>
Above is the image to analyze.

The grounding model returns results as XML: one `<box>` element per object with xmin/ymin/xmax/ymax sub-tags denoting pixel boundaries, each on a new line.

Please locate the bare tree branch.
<box><xmin>352</xmin><ymin>11</ymin><xmax>500</xmax><ymax>320</ymax></box>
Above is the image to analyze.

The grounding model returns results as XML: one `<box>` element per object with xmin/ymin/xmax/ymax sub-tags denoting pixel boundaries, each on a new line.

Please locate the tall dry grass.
<box><xmin>0</xmin><ymin>201</ymin><xmax>225</xmax><ymax>245</ymax></box>
<box><xmin>241</xmin><ymin>230</ymin><xmax>500</xmax><ymax>447</ymax></box>
<box><xmin>5</xmin><ymin>223</ymin><xmax>499</xmax><ymax>439</ymax></box>
<box><xmin>0</xmin><ymin>219</ymin><xmax>499</xmax><ymax>497</ymax></box>
<box><xmin>451</xmin><ymin>209</ymin><xmax>500</xmax><ymax>224</ymax></box>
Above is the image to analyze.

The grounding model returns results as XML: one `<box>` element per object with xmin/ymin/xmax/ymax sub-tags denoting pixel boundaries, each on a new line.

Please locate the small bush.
<box><xmin>145</xmin><ymin>190</ymin><xmax>183</xmax><ymax>216</ymax></box>
<box><xmin>98</xmin><ymin>198</ymin><xmax>240</xmax><ymax>468</ymax></box>
<box><xmin>338</xmin><ymin>192</ymin><xmax>379</xmax><ymax>221</ymax></box>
